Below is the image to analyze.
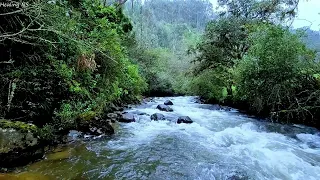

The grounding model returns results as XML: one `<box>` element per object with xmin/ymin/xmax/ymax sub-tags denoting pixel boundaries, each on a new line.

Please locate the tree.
<box><xmin>190</xmin><ymin>0</ymin><xmax>302</xmax><ymax>100</ymax></box>
<box><xmin>217</xmin><ymin>0</ymin><xmax>299</xmax><ymax>23</ymax></box>
<box><xmin>235</xmin><ymin>24</ymin><xmax>319</xmax><ymax>126</ymax></box>
<box><xmin>191</xmin><ymin>17</ymin><xmax>249</xmax><ymax>97</ymax></box>
<box><xmin>123</xmin><ymin>0</ymin><xmax>213</xmax><ymax>96</ymax></box>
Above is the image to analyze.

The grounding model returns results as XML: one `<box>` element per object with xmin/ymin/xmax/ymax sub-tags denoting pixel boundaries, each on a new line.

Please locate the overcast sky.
<box><xmin>210</xmin><ymin>0</ymin><xmax>320</xmax><ymax>30</ymax></box>
<box><xmin>292</xmin><ymin>0</ymin><xmax>320</xmax><ymax>30</ymax></box>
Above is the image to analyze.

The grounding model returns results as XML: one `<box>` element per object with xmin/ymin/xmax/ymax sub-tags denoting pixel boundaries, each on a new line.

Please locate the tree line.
<box><xmin>190</xmin><ymin>0</ymin><xmax>320</xmax><ymax>128</ymax></box>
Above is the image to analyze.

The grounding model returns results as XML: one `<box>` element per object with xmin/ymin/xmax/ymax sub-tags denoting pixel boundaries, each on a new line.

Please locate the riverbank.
<box><xmin>198</xmin><ymin>96</ymin><xmax>320</xmax><ymax>131</ymax></box>
<box><xmin>0</xmin><ymin>98</ymin><xmax>141</xmax><ymax>172</ymax></box>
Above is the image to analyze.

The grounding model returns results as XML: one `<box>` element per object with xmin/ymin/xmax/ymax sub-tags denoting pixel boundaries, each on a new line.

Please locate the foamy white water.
<box><xmin>20</xmin><ymin>96</ymin><xmax>320</xmax><ymax>180</ymax></box>
<box><xmin>102</xmin><ymin>96</ymin><xmax>320</xmax><ymax>180</ymax></box>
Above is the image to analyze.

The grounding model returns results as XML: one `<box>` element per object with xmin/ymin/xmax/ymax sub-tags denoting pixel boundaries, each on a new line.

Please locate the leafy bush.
<box><xmin>190</xmin><ymin>70</ymin><xmax>226</xmax><ymax>102</ymax></box>
<box><xmin>235</xmin><ymin>24</ymin><xmax>320</xmax><ymax>126</ymax></box>
<box><xmin>0</xmin><ymin>0</ymin><xmax>146</xmax><ymax>139</ymax></box>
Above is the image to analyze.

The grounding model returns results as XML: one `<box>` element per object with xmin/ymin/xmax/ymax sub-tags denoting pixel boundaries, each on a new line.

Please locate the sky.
<box><xmin>292</xmin><ymin>0</ymin><xmax>320</xmax><ymax>30</ymax></box>
<box><xmin>209</xmin><ymin>0</ymin><xmax>320</xmax><ymax>30</ymax></box>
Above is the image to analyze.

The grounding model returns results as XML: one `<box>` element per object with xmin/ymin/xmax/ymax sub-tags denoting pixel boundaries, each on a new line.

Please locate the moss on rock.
<box><xmin>0</xmin><ymin>120</ymin><xmax>37</xmax><ymax>133</ymax></box>
<box><xmin>0</xmin><ymin>120</ymin><xmax>45</xmax><ymax>168</ymax></box>
<box><xmin>77</xmin><ymin>111</ymin><xmax>97</xmax><ymax>123</ymax></box>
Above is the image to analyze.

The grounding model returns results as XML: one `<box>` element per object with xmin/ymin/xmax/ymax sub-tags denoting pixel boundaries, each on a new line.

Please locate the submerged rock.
<box><xmin>193</xmin><ymin>97</ymin><xmax>203</xmax><ymax>103</ymax></box>
<box><xmin>211</xmin><ymin>104</ymin><xmax>222</xmax><ymax>110</ymax></box>
<box><xmin>164</xmin><ymin>100</ymin><xmax>173</xmax><ymax>105</ymax></box>
<box><xmin>150</xmin><ymin>113</ymin><xmax>166</xmax><ymax>121</ymax></box>
<box><xmin>177</xmin><ymin>116</ymin><xmax>193</xmax><ymax>124</ymax></box>
<box><xmin>119</xmin><ymin>113</ymin><xmax>136</xmax><ymax>123</ymax></box>
<box><xmin>46</xmin><ymin>149</ymin><xmax>70</xmax><ymax>161</ymax></box>
<box><xmin>226</xmin><ymin>171</ymin><xmax>249</xmax><ymax>180</ymax></box>
<box><xmin>157</xmin><ymin>104</ymin><xmax>173</xmax><ymax>112</ymax></box>
<box><xmin>131</xmin><ymin>110</ymin><xmax>148</xmax><ymax>116</ymax></box>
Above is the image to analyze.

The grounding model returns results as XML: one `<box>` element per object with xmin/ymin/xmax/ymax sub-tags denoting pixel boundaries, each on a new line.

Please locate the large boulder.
<box><xmin>0</xmin><ymin>120</ymin><xmax>44</xmax><ymax>168</ymax></box>
<box><xmin>177</xmin><ymin>116</ymin><xmax>193</xmax><ymax>124</ymax></box>
<box><xmin>150</xmin><ymin>113</ymin><xmax>166</xmax><ymax>121</ymax></box>
<box><xmin>211</xmin><ymin>104</ymin><xmax>222</xmax><ymax>110</ymax></box>
<box><xmin>119</xmin><ymin>113</ymin><xmax>136</xmax><ymax>123</ymax></box>
<box><xmin>164</xmin><ymin>100</ymin><xmax>173</xmax><ymax>105</ymax></box>
<box><xmin>77</xmin><ymin>112</ymin><xmax>115</xmax><ymax>136</ymax></box>
<box><xmin>157</xmin><ymin>104</ymin><xmax>173</xmax><ymax>112</ymax></box>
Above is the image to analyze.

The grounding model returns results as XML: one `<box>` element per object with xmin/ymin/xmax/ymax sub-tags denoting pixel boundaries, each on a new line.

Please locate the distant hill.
<box><xmin>296</xmin><ymin>27</ymin><xmax>320</xmax><ymax>53</ymax></box>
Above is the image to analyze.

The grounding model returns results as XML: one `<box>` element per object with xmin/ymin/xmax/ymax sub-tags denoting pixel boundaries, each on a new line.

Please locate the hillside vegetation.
<box><xmin>189</xmin><ymin>0</ymin><xmax>320</xmax><ymax>128</ymax></box>
<box><xmin>0</xmin><ymin>0</ymin><xmax>147</xmax><ymax>167</ymax></box>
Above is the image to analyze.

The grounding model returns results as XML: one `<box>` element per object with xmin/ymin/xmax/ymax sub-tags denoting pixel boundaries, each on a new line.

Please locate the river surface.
<box><xmin>4</xmin><ymin>96</ymin><xmax>320</xmax><ymax>180</ymax></box>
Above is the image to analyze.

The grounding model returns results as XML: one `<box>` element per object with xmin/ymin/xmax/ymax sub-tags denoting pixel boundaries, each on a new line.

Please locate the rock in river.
<box><xmin>177</xmin><ymin>116</ymin><xmax>193</xmax><ymax>124</ymax></box>
<box><xmin>150</xmin><ymin>113</ymin><xmax>166</xmax><ymax>121</ymax></box>
<box><xmin>164</xmin><ymin>100</ymin><xmax>173</xmax><ymax>105</ymax></box>
<box><xmin>119</xmin><ymin>113</ymin><xmax>136</xmax><ymax>123</ymax></box>
<box><xmin>157</xmin><ymin>104</ymin><xmax>173</xmax><ymax>112</ymax></box>
<box><xmin>131</xmin><ymin>110</ymin><xmax>148</xmax><ymax>115</ymax></box>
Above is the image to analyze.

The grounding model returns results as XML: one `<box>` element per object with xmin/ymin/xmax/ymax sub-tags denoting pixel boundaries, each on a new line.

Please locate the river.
<box><xmin>3</xmin><ymin>96</ymin><xmax>320</xmax><ymax>180</ymax></box>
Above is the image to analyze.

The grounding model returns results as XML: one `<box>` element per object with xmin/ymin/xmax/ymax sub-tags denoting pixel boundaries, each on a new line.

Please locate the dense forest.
<box><xmin>1</xmin><ymin>0</ymin><xmax>320</xmax><ymax>171</ymax></box>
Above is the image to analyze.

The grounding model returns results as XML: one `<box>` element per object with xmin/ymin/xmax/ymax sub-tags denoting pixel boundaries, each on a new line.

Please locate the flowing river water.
<box><xmin>2</xmin><ymin>96</ymin><xmax>320</xmax><ymax>180</ymax></box>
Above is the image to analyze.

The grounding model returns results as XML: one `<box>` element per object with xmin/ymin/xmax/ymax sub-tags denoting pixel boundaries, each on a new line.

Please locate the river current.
<box><xmin>6</xmin><ymin>96</ymin><xmax>320</xmax><ymax>180</ymax></box>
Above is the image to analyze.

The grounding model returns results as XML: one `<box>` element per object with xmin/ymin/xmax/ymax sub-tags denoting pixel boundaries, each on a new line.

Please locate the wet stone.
<box><xmin>157</xmin><ymin>104</ymin><xmax>173</xmax><ymax>112</ymax></box>
<box><xmin>177</xmin><ymin>116</ymin><xmax>193</xmax><ymax>124</ymax></box>
<box><xmin>151</xmin><ymin>113</ymin><xmax>166</xmax><ymax>121</ymax></box>
<box><xmin>119</xmin><ymin>113</ymin><xmax>136</xmax><ymax>123</ymax></box>
<box><xmin>164</xmin><ymin>100</ymin><xmax>173</xmax><ymax>105</ymax></box>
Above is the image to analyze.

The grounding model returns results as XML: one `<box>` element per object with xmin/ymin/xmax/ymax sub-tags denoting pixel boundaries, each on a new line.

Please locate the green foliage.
<box><xmin>189</xmin><ymin>17</ymin><xmax>248</xmax><ymax>100</ymax></box>
<box><xmin>123</xmin><ymin>0</ymin><xmax>208</xmax><ymax>96</ymax></box>
<box><xmin>129</xmin><ymin>48</ymin><xmax>175</xmax><ymax>96</ymax></box>
<box><xmin>0</xmin><ymin>120</ymin><xmax>37</xmax><ymax>134</ymax></box>
<box><xmin>37</xmin><ymin>124</ymin><xmax>56</xmax><ymax>143</ymax></box>
<box><xmin>190</xmin><ymin>70</ymin><xmax>226</xmax><ymax>102</ymax></box>
<box><xmin>192</xmin><ymin>17</ymin><xmax>248</xmax><ymax>72</ymax></box>
<box><xmin>217</xmin><ymin>0</ymin><xmax>299</xmax><ymax>21</ymax></box>
<box><xmin>122</xmin><ymin>60</ymin><xmax>148</xmax><ymax>97</ymax></box>
<box><xmin>235</xmin><ymin>24</ymin><xmax>320</xmax><ymax>125</ymax></box>
<box><xmin>78</xmin><ymin>111</ymin><xmax>97</xmax><ymax>122</ymax></box>
<box><xmin>0</xmin><ymin>0</ymin><xmax>146</xmax><ymax>142</ymax></box>
<box><xmin>190</xmin><ymin>0</ymin><xmax>320</xmax><ymax>128</ymax></box>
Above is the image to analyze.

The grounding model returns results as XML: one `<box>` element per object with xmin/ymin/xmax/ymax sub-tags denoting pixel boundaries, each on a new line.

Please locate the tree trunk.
<box><xmin>227</xmin><ymin>84</ymin><xmax>232</xmax><ymax>97</ymax></box>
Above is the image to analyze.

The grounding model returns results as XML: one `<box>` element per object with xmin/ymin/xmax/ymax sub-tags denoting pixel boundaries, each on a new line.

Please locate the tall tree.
<box><xmin>217</xmin><ymin>0</ymin><xmax>299</xmax><ymax>23</ymax></box>
<box><xmin>191</xmin><ymin>0</ymin><xmax>301</xmax><ymax>98</ymax></box>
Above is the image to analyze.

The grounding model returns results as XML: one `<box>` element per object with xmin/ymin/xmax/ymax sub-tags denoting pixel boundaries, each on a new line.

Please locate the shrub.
<box><xmin>235</xmin><ymin>24</ymin><xmax>320</xmax><ymax>125</ymax></box>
